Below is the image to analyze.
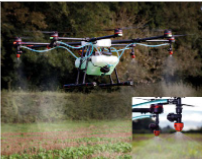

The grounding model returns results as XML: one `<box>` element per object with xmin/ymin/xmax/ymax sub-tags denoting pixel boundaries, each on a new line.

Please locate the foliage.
<box><xmin>1</xmin><ymin>90</ymin><xmax>131</xmax><ymax>123</ymax></box>
<box><xmin>1</xmin><ymin>120</ymin><xmax>132</xmax><ymax>158</ymax></box>
<box><xmin>132</xmin><ymin>133</ymin><xmax>202</xmax><ymax>159</ymax></box>
<box><xmin>1</xmin><ymin>143</ymin><xmax>132</xmax><ymax>159</ymax></box>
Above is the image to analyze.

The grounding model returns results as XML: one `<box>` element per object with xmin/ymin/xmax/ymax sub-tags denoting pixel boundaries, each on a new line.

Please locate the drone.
<box><xmin>132</xmin><ymin>97</ymin><xmax>195</xmax><ymax>136</ymax></box>
<box><xmin>12</xmin><ymin>28</ymin><xmax>189</xmax><ymax>89</ymax></box>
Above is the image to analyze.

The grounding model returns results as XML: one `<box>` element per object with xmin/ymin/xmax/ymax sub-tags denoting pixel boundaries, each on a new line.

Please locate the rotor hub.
<box><xmin>150</xmin><ymin>104</ymin><xmax>163</xmax><ymax>114</ymax></box>
<box><xmin>50</xmin><ymin>32</ymin><xmax>59</xmax><ymax>40</ymax></box>
<box><xmin>13</xmin><ymin>37</ymin><xmax>22</xmax><ymax>45</ymax></box>
<box><xmin>168</xmin><ymin>36</ymin><xmax>175</xmax><ymax>43</ymax></box>
<box><xmin>114</xmin><ymin>28</ymin><xmax>123</xmax><ymax>37</ymax></box>
<box><xmin>164</xmin><ymin>30</ymin><xmax>172</xmax><ymax>38</ymax></box>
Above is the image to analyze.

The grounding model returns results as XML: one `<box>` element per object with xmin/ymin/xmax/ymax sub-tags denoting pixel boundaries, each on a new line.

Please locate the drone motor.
<box><xmin>13</xmin><ymin>37</ymin><xmax>23</xmax><ymax>58</ymax></box>
<box><xmin>164</xmin><ymin>29</ymin><xmax>172</xmax><ymax>38</ymax></box>
<box><xmin>114</xmin><ymin>28</ymin><xmax>123</xmax><ymax>37</ymax></box>
<box><xmin>150</xmin><ymin>104</ymin><xmax>163</xmax><ymax>114</ymax></box>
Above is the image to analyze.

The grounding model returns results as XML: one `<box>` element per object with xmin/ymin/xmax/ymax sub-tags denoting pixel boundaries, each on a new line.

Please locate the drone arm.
<box><xmin>132</xmin><ymin>108</ymin><xmax>151</xmax><ymax>113</ymax></box>
<box><xmin>21</xmin><ymin>42</ymin><xmax>50</xmax><ymax>45</ymax></box>
<box><xmin>112</xmin><ymin>39</ymin><xmax>134</xmax><ymax>44</ymax></box>
<box><xmin>58</xmin><ymin>37</ymin><xmax>85</xmax><ymax>41</ymax></box>
<box><xmin>132</xmin><ymin>99</ymin><xmax>168</xmax><ymax>108</ymax></box>
<box><xmin>62</xmin><ymin>41</ymin><xmax>82</xmax><ymax>46</ymax></box>
<box><xmin>146</xmin><ymin>40</ymin><xmax>169</xmax><ymax>42</ymax></box>
<box><xmin>24</xmin><ymin>45</ymin><xmax>50</xmax><ymax>48</ymax></box>
<box><xmin>58</xmin><ymin>34</ymin><xmax>118</xmax><ymax>43</ymax></box>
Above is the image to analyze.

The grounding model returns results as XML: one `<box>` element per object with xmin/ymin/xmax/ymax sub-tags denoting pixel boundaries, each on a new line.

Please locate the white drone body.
<box><xmin>75</xmin><ymin>39</ymin><xmax>119</xmax><ymax>76</ymax></box>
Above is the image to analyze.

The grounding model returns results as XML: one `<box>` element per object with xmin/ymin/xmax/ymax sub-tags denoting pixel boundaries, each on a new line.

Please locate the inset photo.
<box><xmin>132</xmin><ymin>97</ymin><xmax>202</xmax><ymax>159</ymax></box>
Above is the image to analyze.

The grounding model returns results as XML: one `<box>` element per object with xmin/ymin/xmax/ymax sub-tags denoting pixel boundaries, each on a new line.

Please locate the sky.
<box><xmin>132</xmin><ymin>97</ymin><xmax>202</xmax><ymax>130</ymax></box>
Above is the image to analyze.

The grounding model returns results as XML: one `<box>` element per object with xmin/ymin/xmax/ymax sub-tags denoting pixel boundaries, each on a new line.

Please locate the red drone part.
<box><xmin>16</xmin><ymin>54</ymin><xmax>21</xmax><ymax>58</ymax></box>
<box><xmin>13</xmin><ymin>37</ymin><xmax>22</xmax><ymax>45</ymax></box>
<box><xmin>174</xmin><ymin>122</ymin><xmax>184</xmax><ymax>132</ymax></box>
<box><xmin>153</xmin><ymin>130</ymin><xmax>160</xmax><ymax>136</ymax></box>
<box><xmin>168</xmin><ymin>37</ymin><xmax>175</xmax><ymax>43</ymax></box>
<box><xmin>169</xmin><ymin>51</ymin><xmax>173</xmax><ymax>55</ymax></box>
<box><xmin>150</xmin><ymin>104</ymin><xmax>163</xmax><ymax>114</ymax></box>
<box><xmin>131</xmin><ymin>54</ymin><xmax>135</xmax><ymax>58</ymax></box>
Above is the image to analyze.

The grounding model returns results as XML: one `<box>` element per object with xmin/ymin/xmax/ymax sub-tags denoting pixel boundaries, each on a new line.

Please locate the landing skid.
<box><xmin>99</xmin><ymin>81</ymin><xmax>133</xmax><ymax>87</ymax></box>
<box><xmin>63</xmin><ymin>82</ymin><xmax>97</xmax><ymax>89</ymax></box>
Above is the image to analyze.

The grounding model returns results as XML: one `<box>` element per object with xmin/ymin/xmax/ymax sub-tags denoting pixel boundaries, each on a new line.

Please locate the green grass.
<box><xmin>1</xmin><ymin>120</ymin><xmax>131</xmax><ymax>133</ymax></box>
<box><xmin>1</xmin><ymin>142</ymin><xmax>132</xmax><ymax>159</ymax></box>
<box><xmin>1</xmin><ymin>120</ymin><xmax>132</xmax><ymax>159</ymax></box>
<box><xmin>132</xmin><ymin>133</ymin><xmax>202</xmax><ymax>159</ymax></box>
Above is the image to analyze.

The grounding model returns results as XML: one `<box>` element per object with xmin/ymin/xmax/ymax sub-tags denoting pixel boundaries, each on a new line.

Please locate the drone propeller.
<box><xmin>173</xmin><ymin>34</ymin><xmax>194</xmax><ymax>37</ymax></box>
<box><xmin>145</xmin><ymin>28</ymin><xmax>179</xmax><ymax>32</ymax></box>
<box><xmin>103</xmin><ymin>25</ymin><xmax>147</xmax><ymax>31</ymax></box>
<box><xmin>24</xmin><ymin>30</ymin><xmax>72</xmax><ymax>34</ymax></box>
<box><xmin>181</xmin><ymin>104</ymin><xmax>195</xmax><ymax>107</ymax></box>
<box><xmin>134</xmin><ymin>97</ymin><xmax>162</xmax><ymax>101</ymax></box>
<box><xmin>9</xmin><ymin>36</ymin><xmax>32</xmax><ymax>40</ymax></box>
<box><xmin>143</xmin><ymin>28</ymin><xmax>194</xmax><ymax>36</ymax></box>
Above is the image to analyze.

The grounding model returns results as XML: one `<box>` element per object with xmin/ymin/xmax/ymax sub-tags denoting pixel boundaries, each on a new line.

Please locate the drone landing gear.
<box><xmin>64</xmin><ymin>46</ymin><xmax>97</xmax><ymax>89</ymax></box>
<box><xmin>63</xmin><ymin>61</ymin><xmax>97</xmax><ymax>89</ymax></box>
<box><xmin>99</xmin><ymin>68</ymin><xmax>133</xmax><ymax>87</ymax></box>
<box><xmin>64</xmin><ymin>82</ymin><xmax>97</xmax><ymax>88</ymax></box>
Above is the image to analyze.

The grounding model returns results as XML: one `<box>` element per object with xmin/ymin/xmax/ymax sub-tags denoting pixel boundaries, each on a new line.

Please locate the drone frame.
<box><xmin>13</xmin><ymin>29</ymin><xmax>185</xmax><ymax>89</ymax></box>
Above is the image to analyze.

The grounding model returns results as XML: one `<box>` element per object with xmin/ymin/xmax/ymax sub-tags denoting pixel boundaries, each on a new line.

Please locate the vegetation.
<box><xmin>132</xmin><ymin>133</ymin><xmax>202</xmax><ymax>159</ymax></box>
<box><xmin>1</xmin><ymin>90</ymin><xmax>132</xmax><ymax>123</ymax></box>
<box><xmin>1</xmin><ymin>120</ymin><xmax>132</xmax><ymax>159</ymax></box>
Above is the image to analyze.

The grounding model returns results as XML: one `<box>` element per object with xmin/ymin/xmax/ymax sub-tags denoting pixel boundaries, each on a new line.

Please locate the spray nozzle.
<box><xmin>153</xmin><ymin>130</ymin><xmax>160</xmax><ymax>136</ymax></box>
<box><xmin>168</xmin><ymin>47</ymin><xmax>173</xmax><ymax>55</ymax></box>
<box><xmin>130</xmin><ymin>48</ymin><xmax>135</xmax><ymax>58</ymax></box>
<box><xmin>16</xmin><ymin>51</ymin><xmax>22</xmax><ymax>58</ymax></box>
<box><xmin>174</xmin><ymin>122</ymin><xmax>184</xmax><ymax>132</ymax></box>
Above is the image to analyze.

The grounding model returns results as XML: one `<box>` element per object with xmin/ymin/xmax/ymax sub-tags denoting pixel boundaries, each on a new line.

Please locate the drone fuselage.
<box><xmin>75</xmin><ymin>55</ymin><xmax>119</xmax><ymax>76</ymax></box>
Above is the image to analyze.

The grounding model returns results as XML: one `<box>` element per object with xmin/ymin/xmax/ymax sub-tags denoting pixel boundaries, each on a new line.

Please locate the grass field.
<box><xmin>132</xmin><ymin>133</ymin><xmax>202</xmax><ymax>159</ymax></box>
<box><xmin>1</xmin><ymin>120</ymin><xmax>132</xmax><ymax>159</ymax></box>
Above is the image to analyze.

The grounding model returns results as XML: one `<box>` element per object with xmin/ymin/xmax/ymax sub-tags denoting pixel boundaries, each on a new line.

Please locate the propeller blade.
<box><xmin>134</xmin><ymin>97</ymin><xmax>162</xmax><ymax>101</ymax></box>
<box><xmin>24</xmin><ymin>30</ymin><xmax>58</xmax><ymax>33</ymax></box>
<box><xmin>8</xmin><ymin>36</ymin><xmax>33</xmax><ymax>40</ymax></box>
<box><xmin>134</xmin><ymin>98</ymin><xmax>151</xmax><ymax>101</ymax></box>
<box><xmin>182</xmin><ymin>104</ymin><xmax>195</xmax><ymax>107</ymax></box>
<box><xmin>151</xmin><ymin>29</ymin><xmax>165</xmax><ymax>32</ymax></box>
<box><xmin>173</xmin><ymin>34</ymin><xmax>194</xmax><ymax>37</ymax></box>
<box><xmin>103</xmin><ymin>25</ymin><xmax>148</xmax><ymax>31</ymax></box>
<box><xmin>103</xmin><ymin>28</ymin><xmax>114</xmax><ymax>31</ymax></box>
<box><xmin>20</xmin><ymin>36</ymin><xmax>33</xmax><ymax>39</ymax></box>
